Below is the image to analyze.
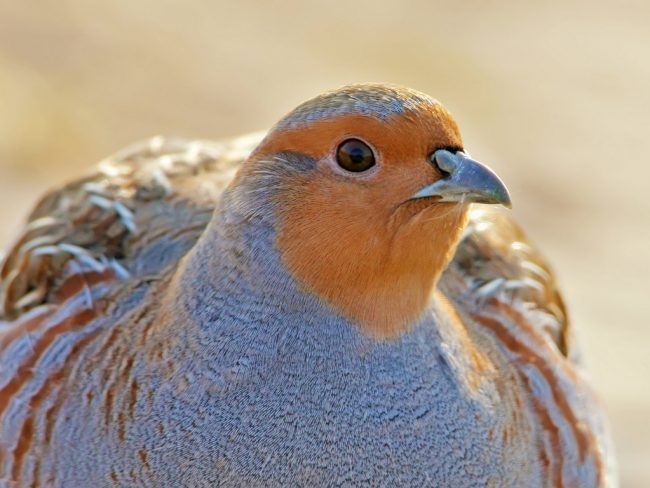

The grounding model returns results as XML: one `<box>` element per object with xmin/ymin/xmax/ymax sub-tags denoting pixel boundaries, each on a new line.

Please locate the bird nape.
<box><xmin>0</xmin><ymin>83</ymin><xmax>616</xmax><ymax>487</ymax></box>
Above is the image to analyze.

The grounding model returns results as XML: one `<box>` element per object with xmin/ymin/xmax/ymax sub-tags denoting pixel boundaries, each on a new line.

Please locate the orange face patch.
<box><xmin>248</xmin><ymin>105</ymin><xmax>469</xmax><ymax>338</ymax></box>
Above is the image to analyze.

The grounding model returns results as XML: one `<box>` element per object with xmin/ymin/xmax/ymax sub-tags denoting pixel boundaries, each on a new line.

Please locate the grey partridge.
<box><xmin>0</xmin><ymin>84</ymin><xmax>616</xmax><ymax>487</ymax></box>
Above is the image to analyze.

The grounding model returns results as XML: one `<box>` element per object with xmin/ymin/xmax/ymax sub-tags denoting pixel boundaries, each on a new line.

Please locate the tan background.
<box><xmin>0</xmin><ymin>1</ymin><xmax>648</xmax><ymax>484</ymax></box>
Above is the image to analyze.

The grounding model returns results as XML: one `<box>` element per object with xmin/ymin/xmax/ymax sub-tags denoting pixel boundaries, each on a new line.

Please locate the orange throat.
<box><xmin>277</xmin><ymin>194</ymin><xmax>470</xmax><ymax>339</ymax></box>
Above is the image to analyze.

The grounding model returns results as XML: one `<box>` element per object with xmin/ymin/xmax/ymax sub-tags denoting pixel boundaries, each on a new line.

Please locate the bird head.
<box><xmin>229</xmin><ymin>84</ymin><xmax>510</xmax><ymax>337</ymax></box>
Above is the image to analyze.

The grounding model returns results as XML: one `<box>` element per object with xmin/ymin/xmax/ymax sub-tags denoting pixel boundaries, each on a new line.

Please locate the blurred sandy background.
<box><xmin>0</xmin><ymin>1</ymin><xmax>648</xmax><ymax>484</ymax></box>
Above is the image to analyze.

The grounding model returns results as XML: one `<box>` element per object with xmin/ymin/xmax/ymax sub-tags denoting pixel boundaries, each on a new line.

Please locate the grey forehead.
<box><xmin>276</xmin><ymin>85</ymin><xmax>436</xmax><ymax>130</ymax></box>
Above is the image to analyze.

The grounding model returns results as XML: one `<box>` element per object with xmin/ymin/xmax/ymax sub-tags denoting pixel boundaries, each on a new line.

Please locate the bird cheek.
<box><xmin>400</xmin><ymin>202</ymin><xmax>469</xmax><ymax>238</ymax></box>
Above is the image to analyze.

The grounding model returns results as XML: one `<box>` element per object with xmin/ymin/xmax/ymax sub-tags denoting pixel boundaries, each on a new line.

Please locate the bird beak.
<box><xmin>410</xmin><ymin>149</ymin><xmax>512</xmax><ymax>208</ymax></box>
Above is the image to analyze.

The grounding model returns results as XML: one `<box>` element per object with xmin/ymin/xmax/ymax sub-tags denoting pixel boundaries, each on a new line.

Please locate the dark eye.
<box><xmin>336</xmin><ymin>139</ymin><xmax>376</xmax><ymax>173</ymax></box>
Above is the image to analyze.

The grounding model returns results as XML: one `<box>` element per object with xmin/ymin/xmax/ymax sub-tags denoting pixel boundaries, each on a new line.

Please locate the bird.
<box><xmin>0</xmin><ymin>83</ymin><xmax>616</xmax><ymax>487</ymax></box>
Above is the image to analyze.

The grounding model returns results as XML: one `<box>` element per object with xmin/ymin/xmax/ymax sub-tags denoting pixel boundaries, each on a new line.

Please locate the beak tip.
<box><xmin>499</xmin><ymin>190</ymin><xmax>513</xmax><ymax>209</ymax></box>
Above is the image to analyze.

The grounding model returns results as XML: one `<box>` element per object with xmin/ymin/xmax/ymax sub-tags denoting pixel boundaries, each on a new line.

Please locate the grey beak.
<box><xmin>410</xmin><ymin>149</ymin><xmax>512</xmax><ymax>208</ymax></box>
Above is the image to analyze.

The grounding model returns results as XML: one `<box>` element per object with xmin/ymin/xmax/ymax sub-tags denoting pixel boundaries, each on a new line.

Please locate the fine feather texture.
<box><xmin>0</xmin><ymin>84</ymin><xmax>616</xmax><ymax>487</ymax></box>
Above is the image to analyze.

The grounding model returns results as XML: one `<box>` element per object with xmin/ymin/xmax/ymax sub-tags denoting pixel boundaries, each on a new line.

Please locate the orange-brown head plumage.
<box><xmin>230</xmin><ymin>84</ymin><xmax>509</xmax><ymax>337</ymax></box>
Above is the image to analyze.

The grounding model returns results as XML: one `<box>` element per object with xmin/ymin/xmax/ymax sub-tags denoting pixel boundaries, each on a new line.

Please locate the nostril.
<box><xmin>430</xmin><ymin>153</ymin><xmax>451</xmax><ymax>179</ymax></box>
<box><xmin>430</xmin><ymin>147</ymin><xmax>463</xmax><ymax>178</ymax></box>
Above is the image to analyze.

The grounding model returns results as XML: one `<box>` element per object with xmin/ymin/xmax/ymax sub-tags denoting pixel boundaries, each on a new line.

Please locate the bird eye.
<box><xmin>336</xmin><ymin>139</ymin><xmax>376</xmax><ymax>173</ymax></box>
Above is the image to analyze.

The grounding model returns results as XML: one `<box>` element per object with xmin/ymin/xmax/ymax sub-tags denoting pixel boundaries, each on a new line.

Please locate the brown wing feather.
<box><xmin>440</xmin><ymin>205</ymin><xmax>577</xmax><ymax>362</ymax></box>
<box><xmin>0</xmin><ymin>133</ymin><xmax>265</xmax><ymax>321</ymax></box>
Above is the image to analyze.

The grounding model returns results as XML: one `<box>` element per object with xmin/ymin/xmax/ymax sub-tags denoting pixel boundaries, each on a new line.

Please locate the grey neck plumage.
<box><xmin>173</xmin><ymin>185</ymin><xmax>338</xmax><ymax>332</ymax></box>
